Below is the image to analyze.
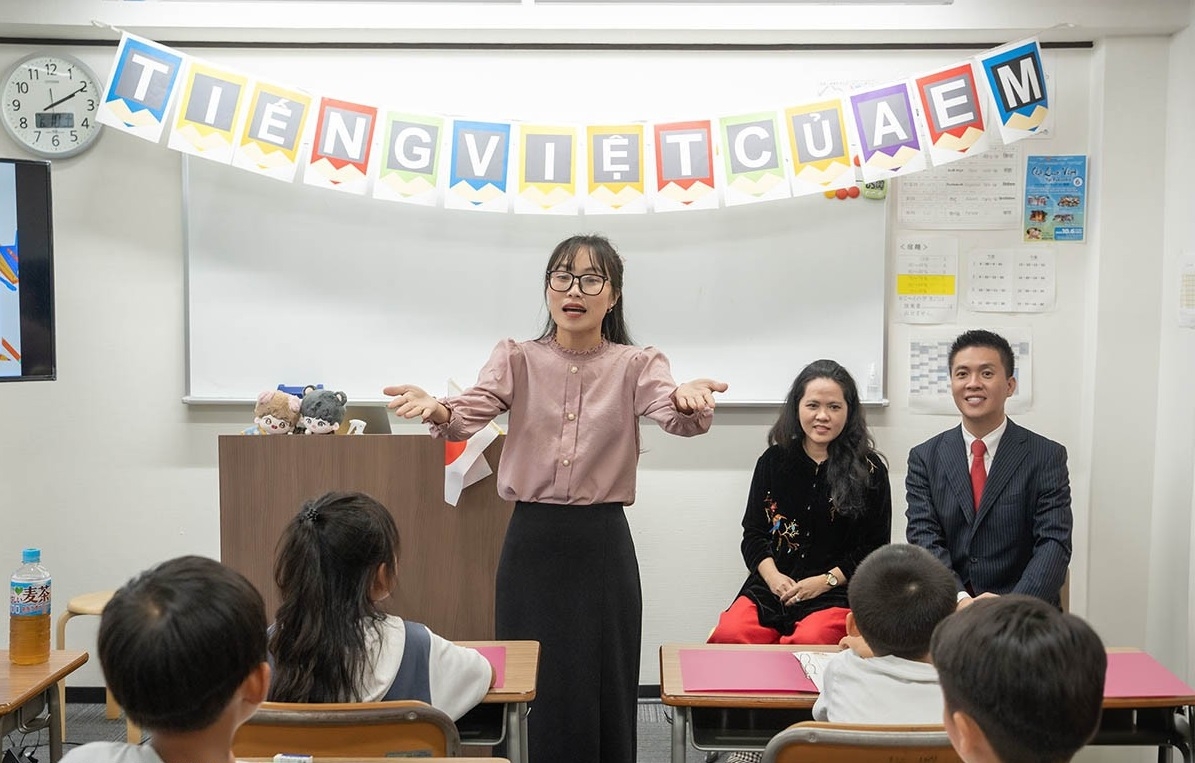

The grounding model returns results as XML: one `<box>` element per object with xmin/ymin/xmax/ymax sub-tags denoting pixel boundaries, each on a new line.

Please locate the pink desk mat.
<box><xmin>475</xmin><ymin>646</ymin><xmax>506</xmax><ymax>689</ymax></box>
<box><xmin>1105</xmin><ymin>652</ymin><xmax>1195</xmax><ymax>698</ymax></box>
<box><xmin>679</xmin><ymin>649</ymin><xmax>817</xmax><ymax>693</ymax></box>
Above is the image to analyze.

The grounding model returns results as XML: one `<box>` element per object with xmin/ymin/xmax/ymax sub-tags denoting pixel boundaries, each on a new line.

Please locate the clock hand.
<box><xmin>42</xmin><ymin>82</ymin><xmax>87</xmax><ymax>112</ymax></box>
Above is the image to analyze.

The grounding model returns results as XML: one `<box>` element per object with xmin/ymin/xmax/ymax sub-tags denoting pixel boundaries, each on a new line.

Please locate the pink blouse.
<box><xmin>430</xmin><ymin>338</ymin><xmax>712</xmax><ymax>506</ymax></box>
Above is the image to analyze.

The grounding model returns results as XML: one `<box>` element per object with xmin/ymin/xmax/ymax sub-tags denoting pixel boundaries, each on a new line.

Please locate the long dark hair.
<box><xmin>537</xmin><ymin>234</ymin><xmax>633</xmax><ymax>345</ymax></box>
<box><xmin>768</xmin><ymin>359</ymin><xmax>882</xmax><ymax>516</ymax></box>
<box><xmin>268</xmin><ymin>491</ymin><xmax>400</xmax><ymax>702</ymax></box>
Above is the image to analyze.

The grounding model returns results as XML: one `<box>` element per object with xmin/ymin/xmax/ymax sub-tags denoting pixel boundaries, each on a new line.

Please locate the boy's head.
<box><xmin>847</xmin><ymin>544</ymin><xmax>957</xmax><ymax>660</ymax></box>
<box><xmin>930</xmin><ymin>595</ymin><xmax>1106</xmax><ymax>763</ymax></box>
<box><xmin>100</xmin><ymin>555</ymin><xmax>269</xmax><ymax>733</ymax></box>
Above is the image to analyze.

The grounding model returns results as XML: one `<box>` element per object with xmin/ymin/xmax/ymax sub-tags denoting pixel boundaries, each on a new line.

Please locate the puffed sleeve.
<box><xmin>740</xmin><ymin>449</ymin><xmax>776</xmax><ymax>574</ymax></box>
<box><xmin>429</xmin><ymin>339</ymin><xmax>520</xmax><ymax>441</ymax></box>
<box><xmin>631</xmin><ymin>346</ymin><xmax>712</xmax><ymax>437</ymax></box>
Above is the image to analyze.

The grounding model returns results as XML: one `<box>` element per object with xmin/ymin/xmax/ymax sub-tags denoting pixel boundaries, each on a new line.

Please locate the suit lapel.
<box><xmin>941</xmin><ymin>426</ymin><xmax>975</xmax><ymax>523</ymax></box>
<box><xmin>976</xmin><ymin>419</ymin><xmax>1028</xmax><ymax>521</ymax></box>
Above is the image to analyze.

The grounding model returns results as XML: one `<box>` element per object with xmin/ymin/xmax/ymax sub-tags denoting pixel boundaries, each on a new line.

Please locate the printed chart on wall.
<box><xmin>0</xmin><ymin>163</ymin><xmax>20</xmax><ymax>377</ymax></box>
<box><xmin>908</xmin><ymin>327</ymin><xmax>1033</xmax><ymax>414</ymax></box>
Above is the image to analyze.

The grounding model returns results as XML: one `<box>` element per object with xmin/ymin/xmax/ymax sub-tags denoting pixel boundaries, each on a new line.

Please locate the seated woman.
<box><xmin>267</xmin><ymin>491</ymin><xmax>494</xmax><ymax>720</ymax></box>
<box><xmin>709</xmin><ymin>359</ymin><xmax>891</xmax><ymax>645</ymax></box>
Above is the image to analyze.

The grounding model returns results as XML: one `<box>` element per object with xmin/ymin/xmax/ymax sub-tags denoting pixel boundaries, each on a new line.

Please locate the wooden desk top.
<box><xmin>661</xmin><ymin>644</ymin><xmax>1195</xmax><ymax>711</ymax></box>
<box><xmin>243</xmin><ymin>758</ymin><xmax>508</xmax><ymax>762</ymax></box>
<box><xmin>0</xmin><ymin>650</ymin><xmax>90</xmax><ymax>713</ymax></box>
<box><xmin>459</xmin><ymin>641</ymin><xmax>538</xmax><ymax>703</ymax></box>
<box><xmin>660</xmin><ymin>643</ymin><xmax>835</xmax><ymax>709</ymax></box>
<box><xmin>244</xmin><ymin>759</ymin><xmax>508</xmax><ymax>762</ymax></box>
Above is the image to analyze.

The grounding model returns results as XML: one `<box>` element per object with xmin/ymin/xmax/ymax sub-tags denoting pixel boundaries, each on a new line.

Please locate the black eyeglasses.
<box><xmin>546</xmin><ymin>270</ymin><xmax>609</xmax><ymax>296</ymax></box>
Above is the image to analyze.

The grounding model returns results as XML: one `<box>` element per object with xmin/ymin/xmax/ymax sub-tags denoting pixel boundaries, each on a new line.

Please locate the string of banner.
<box><xmin>96</xmin><ymin>32</ymin><xmax>1050</xmax><ymax>214</ymax></box>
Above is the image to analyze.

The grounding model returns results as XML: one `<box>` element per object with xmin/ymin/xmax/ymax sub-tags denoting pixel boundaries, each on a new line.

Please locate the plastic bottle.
<box><xmin>9</xmin><ymin>547</ymin><xmax>51</xmax><ymax>665</ymax></box>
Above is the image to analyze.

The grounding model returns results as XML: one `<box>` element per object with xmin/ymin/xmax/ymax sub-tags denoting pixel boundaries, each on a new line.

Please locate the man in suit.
<box><xmin>906</xmin><ymin>330</ymin><xmax>1071</xmax><ymax>608</ymax></box>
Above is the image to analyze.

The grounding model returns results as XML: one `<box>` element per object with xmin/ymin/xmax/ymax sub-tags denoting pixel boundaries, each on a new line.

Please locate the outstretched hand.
<box><xmin>673</xmin><ymin>378</ymin><xmax>729</xmax><ymax>413</ymax></box>
<box><xmin>383</xmin><ymin>384</ymin><xmax>445</xmax><ymax>423</ymax></box>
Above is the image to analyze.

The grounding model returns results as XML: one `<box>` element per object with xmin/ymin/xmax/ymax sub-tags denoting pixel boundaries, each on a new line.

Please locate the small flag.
<box><xmin>444</xmin><ymin>426</ymin><xmax>498</xmax><ymax>507</ymax></box>
<box><xmin>443</xmin><ymin>379</ymin><xmax>502</xmax><ymax>507</ymax></box>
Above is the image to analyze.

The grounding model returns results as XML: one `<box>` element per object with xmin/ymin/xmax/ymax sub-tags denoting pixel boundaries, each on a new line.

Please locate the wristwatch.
<box><xmin>825</xmin><ymin>572</ymin><xmax>840</xmax><ymax>587</ymax></box>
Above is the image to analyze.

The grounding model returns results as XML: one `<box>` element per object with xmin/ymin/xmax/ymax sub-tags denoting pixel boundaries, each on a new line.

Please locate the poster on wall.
<box><xmin>1024</xmin><ymin>155</ymin><xmax>1087</xmax><ymax>242</ymax></box>
<box><xmin>895</xmin><ymin>235</ymin><xmax>958</xmax><ymax>324</ymax></box>
<box><xmin>1181</xmin><ymin>253</ymin><xmax>1195</xmax><ymax>329</ymax></box>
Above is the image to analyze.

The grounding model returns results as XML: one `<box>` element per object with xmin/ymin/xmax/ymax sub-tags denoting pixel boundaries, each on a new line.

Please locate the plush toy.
<box><xmin>299</xmin><ymin>387</ymin><xmax>349</xmax><ymax>435</ymax></box>
<box><xmin>243</xmin><ymin>390</ymin><xmax>302</xmax><ymax>435</ymax></box>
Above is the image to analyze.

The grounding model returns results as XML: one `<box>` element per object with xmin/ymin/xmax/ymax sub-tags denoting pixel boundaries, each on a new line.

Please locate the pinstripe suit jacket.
<box><xmin>905</xmin><ymin>418</ymin><xmax>1071</xmax><ymax>606</ymax></box>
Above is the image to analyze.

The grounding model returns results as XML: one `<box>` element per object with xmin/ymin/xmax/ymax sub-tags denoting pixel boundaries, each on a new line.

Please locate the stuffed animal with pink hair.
<box><xmin>242</xmin><ymin>390</ymin><xmax>302</xmax><ymax>435</ymax></box>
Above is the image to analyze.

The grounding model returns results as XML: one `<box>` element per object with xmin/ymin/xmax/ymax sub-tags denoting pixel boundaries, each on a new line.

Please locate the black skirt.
<box><xmin>496</xmin><ymin>501</ymin><xmax>642</xmax><ymax>763</ymax></box>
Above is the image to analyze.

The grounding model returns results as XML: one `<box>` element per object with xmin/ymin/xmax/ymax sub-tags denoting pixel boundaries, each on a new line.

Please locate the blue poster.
<box><xmin>1024</xmin><ymin>155</ymin><xmax>1087</xmax><ymax>242</ymax></box>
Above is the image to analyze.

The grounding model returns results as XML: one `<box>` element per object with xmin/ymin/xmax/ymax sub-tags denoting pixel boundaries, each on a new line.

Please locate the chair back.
<box><xmin>762</xmin><ymin>721</ymin><xmax>962</xmax><ymax>763</ymax></box>
<box><xmin>233</xmin><ymin>700</ymin><xmax>461</xmax><ymax>758</ymax></box>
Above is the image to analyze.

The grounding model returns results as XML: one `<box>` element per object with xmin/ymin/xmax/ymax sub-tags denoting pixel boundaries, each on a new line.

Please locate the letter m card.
<box><xmin>978</xmin><ymin>38</ymin><xmax>1050</xmax><ymax>144</ymax></box>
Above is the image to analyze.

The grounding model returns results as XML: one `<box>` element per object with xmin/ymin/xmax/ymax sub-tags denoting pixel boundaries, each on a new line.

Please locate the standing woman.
<box><xmin>709</xmin><ymin>359</ymin><xmax>890</xmax><ymax>646</ymax></box>
<box><xmin>384</xmin><ymin>234</ymin><xmax>726</xmax><ymax>763</ymax></box>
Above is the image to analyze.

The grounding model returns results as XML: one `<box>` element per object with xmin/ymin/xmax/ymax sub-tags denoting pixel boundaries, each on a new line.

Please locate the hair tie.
<box><xmin>300</xmin><ymin>504</ymin><xmax>320</xmax><ymax>522</ymax></box>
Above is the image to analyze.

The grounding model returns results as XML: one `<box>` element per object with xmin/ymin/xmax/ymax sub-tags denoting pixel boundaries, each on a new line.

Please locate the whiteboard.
<box><xmin>184</xmin><ymin>154</ymin><xmax>886</xmax><ymax>404</ymax></box>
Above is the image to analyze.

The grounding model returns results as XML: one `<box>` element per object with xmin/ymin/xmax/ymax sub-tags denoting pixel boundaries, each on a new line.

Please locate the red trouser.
<box><xmin>708</xmin><ymin>595</ymin><xmax>849</xmax><ymax>645</ymax></box>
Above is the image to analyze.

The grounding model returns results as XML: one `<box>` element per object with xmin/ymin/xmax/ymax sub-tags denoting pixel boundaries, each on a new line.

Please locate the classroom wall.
<box><xmin>0</xmin><ymin>3</ymin><xmax>1191</xmax><ymax>698</ymax></box>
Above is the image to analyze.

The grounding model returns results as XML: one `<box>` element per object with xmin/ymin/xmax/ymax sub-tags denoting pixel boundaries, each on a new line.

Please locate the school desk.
<box><xmin>457</xmin><ymin>640</ymin><xmax>538</xmax><ymax>763</ymax></box>
<box><xmin>0</xmin><ymin>650</ymin><xmax>89</xmax><ymax>763</ymax></box>
<box><xmin>660</xmin><ymin>644</ymin><xmax>1195</xmax><ymax>763</ymax></box>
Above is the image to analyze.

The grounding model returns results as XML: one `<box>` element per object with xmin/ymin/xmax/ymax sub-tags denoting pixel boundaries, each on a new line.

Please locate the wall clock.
<box><xmin>2</xmin><ymin>52</ymin><xmax>104</xmax><ymax>159</ymax></box>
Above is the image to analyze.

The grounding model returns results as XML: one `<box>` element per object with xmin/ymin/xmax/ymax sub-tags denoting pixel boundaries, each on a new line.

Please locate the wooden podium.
<box><xmin>218</xmin><ymin>434</ymin><xmax>512</xmax><ymax>640</ymax></box>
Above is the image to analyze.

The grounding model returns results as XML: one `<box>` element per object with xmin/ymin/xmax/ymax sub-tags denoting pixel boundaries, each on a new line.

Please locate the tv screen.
<box><xmin>0</xmin><ymin>158</ymin><xmax>55</xmax><ymax>382</ymax></box>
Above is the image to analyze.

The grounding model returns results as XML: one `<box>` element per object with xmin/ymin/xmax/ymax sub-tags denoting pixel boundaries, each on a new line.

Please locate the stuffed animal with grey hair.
<box><xmin>299</xmin><ymin>387</ymin><xmax>348</xmax><ymax>434</ymax></box>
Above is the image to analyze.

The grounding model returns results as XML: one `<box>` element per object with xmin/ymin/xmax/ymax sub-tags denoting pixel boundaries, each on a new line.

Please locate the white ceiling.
<box><xmin>0</xmin><ymin>0</ymin><xmax>1188</xmax><ymax>45</ymax></box>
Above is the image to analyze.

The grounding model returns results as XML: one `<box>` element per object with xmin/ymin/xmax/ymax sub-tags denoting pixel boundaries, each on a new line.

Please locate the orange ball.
<box><xmin>847</xmin><ymin>186</ymin><xmax>861</xmax><ymax>198</ymax></box>
<box><xmin>835</xmin><ymin>188</ymin><xmax>849</xmax><ymax>200</ymax></box>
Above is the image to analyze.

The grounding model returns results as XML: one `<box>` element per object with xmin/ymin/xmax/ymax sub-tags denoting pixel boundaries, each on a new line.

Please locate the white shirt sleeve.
<box><xmin>427</xmin><ymin>631</ymin><xmax>493</xmax><ymax>721</ymax></box>
<box><xmin>811</xmin><ymin>653</ymin><xmax>842</xmax><ymax>722</ymax></box>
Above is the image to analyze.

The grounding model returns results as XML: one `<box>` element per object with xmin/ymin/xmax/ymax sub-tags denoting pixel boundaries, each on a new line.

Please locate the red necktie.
<box><xmin>970</xmin><ymin>439</ymin><xmax>987</xmax><ymax>512</ymax></box>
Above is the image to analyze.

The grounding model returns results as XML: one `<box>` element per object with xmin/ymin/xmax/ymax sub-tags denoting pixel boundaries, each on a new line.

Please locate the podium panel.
<box><xmin>219</xmin><ymin>434</ymin><xmax>511</xmax><ymax>639</ymax></box>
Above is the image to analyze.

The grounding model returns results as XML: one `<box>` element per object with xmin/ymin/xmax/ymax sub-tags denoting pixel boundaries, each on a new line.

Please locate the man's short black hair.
<box><xmin>99</xmin><ymin>555</ymin><xmax>267</xmax><ymax>732</ymax></box>
<box><xmin>848</xmin><ymin>544</ymin><xmax>957</xmax><ymax>660</ymax></box>
<box><xmin>949</xmin><ymin>329</ymin><xmax>1015</xmax><ymax>378</ymax></box>
<box><xmin>931</xmin><ymin>595</ymin><xmax>1106</xmax><ymax>763</ymax></box>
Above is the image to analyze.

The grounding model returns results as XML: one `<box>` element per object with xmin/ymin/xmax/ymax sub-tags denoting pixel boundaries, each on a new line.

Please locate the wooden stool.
<box><xmin>56</xmin><ymin>590</ymin><xmax>141</xmax><ymax>743</ymax></box>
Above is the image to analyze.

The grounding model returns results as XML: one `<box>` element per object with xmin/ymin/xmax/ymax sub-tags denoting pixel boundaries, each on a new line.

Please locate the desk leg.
<box><xmin>47</xmin><ymin>687</ymin><xmax>63</xmax><ymax>763</ymax></box>
<box><xmin>508</xmin><ymin>701</ymin><xmax>528</xmax><ymax>763</ymax></box>
<box><xmin>671</xmin><ymin>706</ymin><xmax>688</xmax><ymax>763</ymax></box>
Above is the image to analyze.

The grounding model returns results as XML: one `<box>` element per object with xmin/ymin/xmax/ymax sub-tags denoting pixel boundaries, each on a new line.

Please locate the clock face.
<box><xmin>2</xmin><ymin>53</ymin><xmax>104</xmax><ymax>159</ymax></box>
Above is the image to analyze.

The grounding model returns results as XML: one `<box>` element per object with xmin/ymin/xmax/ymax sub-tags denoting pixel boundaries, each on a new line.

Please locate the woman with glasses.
<box><xmin>383</xmin><ymin>234</ymin><xmax>726</xmax><ymax>763</ymax></box>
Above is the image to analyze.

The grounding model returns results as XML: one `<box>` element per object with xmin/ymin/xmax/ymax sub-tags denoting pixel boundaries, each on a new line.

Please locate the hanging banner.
<box><xmin>303</xmin><ymin>96</ymin><xmax>378</xmax><ymax>196</ymax></box>
<box><xmin>514</xmin><ymin>125</ymin><xmax>580</xmax><ymax>215</ymax></box>
<box><xmin>912</xmin><ymin>61</ymin><xmax>990</xmax><ymax>167</ymax></box>
<box><xmin>585</xmin><ymin>124</ymin><xmax>648</xmax><ymax>215</ymax></box>
<box><xmin>97</xmin><ymin>33</ymin><xmax>185</xmax><ymax>143</ymax></box>
<box><xmin>167</xmin><ymin>59</ymin><xmax>251</xmax><ymax>164</ymax></box>
<box><xmin>719</xmin><ymin>111</ymin><xmax>792</xmax><ymax>207</ymax></box>
<box><xmin>979</xmin><ymin>38</ymin><xmax>1050</xmax><ymax>144</ymax></box>
<box><xmin>784</xmin><ymin>99</ymin><xmax>855</xmax><ymax>197</ymax></box>
<box><xmin>446</xmin><ymin>119</ymin><xmax>512</xmax><ymax>212</ymax></box>
<box><xmin>652</xmin><ymin>120</ymin><xmax>717</xmax><ymax>212</ymax></box>
<box><xmin>849</xmin><ymin>81</ymin><xmax>926</xmax><ymax>182</ymax></box>
<box><xmin>232</xmin><ymin>81</ymin><xmax>313</xmax><ymax>183</ymax></box>
<box><xmin>373</xmin><ymin>112</ymin><xmax>444</xmax><ymax>207</ymax></box>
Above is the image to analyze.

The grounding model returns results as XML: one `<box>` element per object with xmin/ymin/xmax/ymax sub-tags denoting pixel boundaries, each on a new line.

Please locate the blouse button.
<box><xmin>570</xmin><ymin>365</ymin><xmax>578</xmax><ymax>373</ymax></box>
<box><xmin>562</xmin><ymin>459</ymin><xmax>571</xmax><ymax>466</ymax></box>
<box><xmin>567</xmin><ymin>412</ymin><xmax>576</xmax><ymax>421</ymax></box>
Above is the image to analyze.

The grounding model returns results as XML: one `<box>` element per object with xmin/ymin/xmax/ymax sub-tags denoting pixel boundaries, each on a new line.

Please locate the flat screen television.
<box><xmin>0</xmin><ymin>158</ymin><xmax>55</xmax><ymax>382</ymax></box>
